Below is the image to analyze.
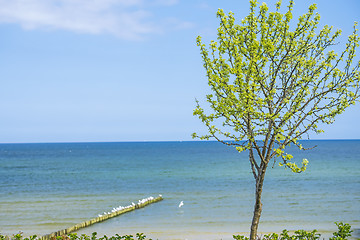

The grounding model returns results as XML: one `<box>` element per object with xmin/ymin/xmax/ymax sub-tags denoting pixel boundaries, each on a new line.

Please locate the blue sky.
<box><xmin>0</xmin><ymin>0</ymin><xmax>359</xmax><ymax>143</ymax></box>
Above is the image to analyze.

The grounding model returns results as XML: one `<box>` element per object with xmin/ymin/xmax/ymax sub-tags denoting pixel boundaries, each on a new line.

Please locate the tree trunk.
<box><xmin>250</xmin><ymin>167</ymin><xmax>267</xmax><ymax>240</ymax></box>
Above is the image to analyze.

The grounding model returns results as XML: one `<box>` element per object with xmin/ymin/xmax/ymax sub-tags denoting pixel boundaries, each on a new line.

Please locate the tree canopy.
<box><xmin>193</xmin><ymin>0</ymin><xmax>360</xmax><ymax>174</ymax></box>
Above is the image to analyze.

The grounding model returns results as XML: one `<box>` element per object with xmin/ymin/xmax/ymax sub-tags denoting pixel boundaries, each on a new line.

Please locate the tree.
<box><xmin>192</xmin><ymin>1</ymin><xmax>360</xmax><ymax>239</ymax></box>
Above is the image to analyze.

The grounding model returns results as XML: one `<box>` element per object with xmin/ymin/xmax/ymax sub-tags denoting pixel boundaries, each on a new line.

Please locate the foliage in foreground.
<box><xmin>0</xmin><ymin>233</ymin><xmax>152</xmax><ymax>240</ymax></box>
<box><xmin>0</xmin><ymin>222</ymin><xmax>354</xmax><ymax>240</ymax></box>
<box><xmin>233</xmin><ymin>222</ymin><xmax>353</xmax><ymax>240</ymax></box>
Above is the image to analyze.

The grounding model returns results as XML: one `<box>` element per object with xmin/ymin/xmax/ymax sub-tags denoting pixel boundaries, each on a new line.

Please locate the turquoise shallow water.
<box><xmin>0</xmin><ymin>141</ymin><xmax>359</xmax><ymax>239</ymax></box>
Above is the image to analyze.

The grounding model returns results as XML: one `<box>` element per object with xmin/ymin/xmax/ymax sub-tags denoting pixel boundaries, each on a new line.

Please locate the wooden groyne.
<box><xmin>39</xmin><ymin>195</ymin><xmax>163</xmax><ymax>240</ymax></box>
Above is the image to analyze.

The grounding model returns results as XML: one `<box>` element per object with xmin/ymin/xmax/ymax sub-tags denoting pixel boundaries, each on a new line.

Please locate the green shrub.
<box><xmin>0</xmin><ymin>233</ymin><xmax>152</xmax><ymax>240</ymax></box>
<box><xmin>233</xmin><ymin>229</ymin><xmax>321</xmax><ymax>240</ymax></box>
<box><xmin>329</xmin><ymin>222</ymin><xmax>353</xmax><ymax>240</ymax></box>
<box><xmin>0</xmin><ymin>222</ymin><xmax>354</xmax><ymax>240</ymax></box>
<box><xmin>233</xmin><ymin>222</ymin><xmax>352</xmax><ymax>240</ymax></box>
<box><xmin>52</xmin><ymin>233</ymin><xmax>152</xmax><ymax>240</ymax></box>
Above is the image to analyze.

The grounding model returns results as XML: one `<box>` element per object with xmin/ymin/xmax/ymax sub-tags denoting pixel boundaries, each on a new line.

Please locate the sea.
<box><xmin>0</xmin><ymin>140</ymin><xmax>359</xmax><ymax>240</ymax></box>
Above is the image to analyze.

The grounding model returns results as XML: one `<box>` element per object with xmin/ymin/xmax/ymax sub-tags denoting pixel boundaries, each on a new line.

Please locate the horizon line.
<box><xmin>1</xmin><ymin>138</ymin><xmax>360</xmax><ymax>144</ymax></box>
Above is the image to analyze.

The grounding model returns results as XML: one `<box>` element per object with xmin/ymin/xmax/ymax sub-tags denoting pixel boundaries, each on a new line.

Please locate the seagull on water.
<box><xmin>178</xmin><ymin>201</ymin><xmax>184</xmax><ymax>208</ymax></box>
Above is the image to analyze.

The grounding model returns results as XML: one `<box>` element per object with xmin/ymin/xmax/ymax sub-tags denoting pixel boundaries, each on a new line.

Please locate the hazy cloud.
<box><xmin>164</xmin><ymin>17</ymin><xmax>194</xmax><ymax>30</ymax></box>
<box><xmin>0</xmin><ymin>0</ymin><xmax>187</xmax><ymax>40</ymax></box>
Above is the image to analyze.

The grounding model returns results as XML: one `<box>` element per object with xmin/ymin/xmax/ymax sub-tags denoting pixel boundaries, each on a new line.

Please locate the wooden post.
<box><xmin>39</xmin><ymin>195</ymin><xmax>163</xmax><ymax>240</ymax></box>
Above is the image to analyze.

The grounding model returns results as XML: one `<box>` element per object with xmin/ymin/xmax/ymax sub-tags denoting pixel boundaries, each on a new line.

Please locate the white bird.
<box><xmin>178</xmin><ymin>201</ymin><xmax>184</xmax><ymax>208</ymax></box>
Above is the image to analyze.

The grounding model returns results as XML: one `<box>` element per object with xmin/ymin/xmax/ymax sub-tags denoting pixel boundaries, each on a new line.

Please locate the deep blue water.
<box><xmin>0</xmin><ymin>141</ymin><xmax>359</xmax><ymax>239</ymax></box>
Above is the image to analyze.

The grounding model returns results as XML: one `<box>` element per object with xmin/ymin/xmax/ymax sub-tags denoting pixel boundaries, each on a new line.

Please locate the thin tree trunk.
<box><xmin>250</xmin><ymin>166</ymin><xmax>267</xmax><ymax>240</ymax></box>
